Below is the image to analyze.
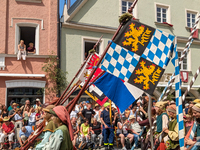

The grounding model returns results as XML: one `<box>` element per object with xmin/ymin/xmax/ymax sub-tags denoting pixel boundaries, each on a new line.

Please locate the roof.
<box><xmin>68</xmin><ymin>0</ymin><xmax>84</xmax><ymax>15</ymax></box>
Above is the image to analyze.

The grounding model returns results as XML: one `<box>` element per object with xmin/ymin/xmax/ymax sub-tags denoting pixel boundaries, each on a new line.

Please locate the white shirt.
<box><xmin>70</xmin><ymin>110</ymin><xmax>78</xmax><ymax>119</ymax></box>
<box><xmin>94</xmin><ymin>110</ymin><xmax>100</xmax><ymax>121</ymax></box>
<box><xmin>130</xmin><ymin>122</ymin><xmax>141</xmax><ymax>133</ymax></box>
<box><xmin>29</xmin><ymin>112</ymin><xmax>36</xmax><ymax>123</ymax></box>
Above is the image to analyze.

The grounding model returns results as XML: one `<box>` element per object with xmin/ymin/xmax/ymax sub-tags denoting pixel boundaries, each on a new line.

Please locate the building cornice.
<box><xmin>0</xmin><ymin>54</ymin><xmax>55</xmax><ymax>58</ymax></box>
<box><xmin>62</xmin><ymin>21</ymin><xmax>117</xmax><ymax>34</ymax></box>
<box><xmin>177</xmin><ymin>36</ymin><xmax>200</xmax><ymax>45</ymax></box>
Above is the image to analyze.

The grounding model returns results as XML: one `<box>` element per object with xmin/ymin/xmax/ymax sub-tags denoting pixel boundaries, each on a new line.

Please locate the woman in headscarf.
<box><xmin>43</xmin><ymin>106</ymin><xmax>74</xmax><ymax>150</ymax></box>
<box><xmin>163</xmin><ymin>104</ymin><xmax>179</xmax><ymax>150</ymax></box>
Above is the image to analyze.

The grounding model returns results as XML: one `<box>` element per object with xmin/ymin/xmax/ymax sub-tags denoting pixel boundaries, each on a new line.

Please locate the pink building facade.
<box><xmin>0</xmin><ymin>0</ymin><xmax>58</xmax><ymax>106</ymax></box>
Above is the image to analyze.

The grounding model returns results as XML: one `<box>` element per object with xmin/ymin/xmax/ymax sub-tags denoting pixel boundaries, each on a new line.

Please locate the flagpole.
<box><xmin>57</xmin><ymin>35</ymin><xmax>103</xmax><ymax>104</ymax></box>
<box><xmin>109</xmin><ymin>100</ymin><xmax>112</xmax><ymax>125</ymax></box>
<box><xmin>68</xmin><ymin>24</ymin><xmax>124</xmax><ymax>113</ymax></box>
<box><xmin>159</xmin><ymin>14</ymin><xmax>200</xmax><ymax>101</ymax></box>
<box><xmin>182</xmin><ymin>66</ymin><xmax>200</xmax><ymax>102</ymax></box>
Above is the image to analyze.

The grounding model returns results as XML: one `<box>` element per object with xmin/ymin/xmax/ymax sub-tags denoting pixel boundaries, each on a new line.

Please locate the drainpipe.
<box><xmin>57</xmin><ymin>0</ymin><xmax>61</xmax><ymax>97</ymax></box>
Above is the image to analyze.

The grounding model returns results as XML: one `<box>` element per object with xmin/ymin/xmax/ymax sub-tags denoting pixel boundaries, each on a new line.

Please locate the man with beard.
<box><xmin>35</xmin><ymin>105</ymin><xmax>57</xmax><ymax>150</ymax></box>
<box><xmin>185</xmin><ymin>103</ymin><xmax>200</xmax><ymax>149</ymax></box>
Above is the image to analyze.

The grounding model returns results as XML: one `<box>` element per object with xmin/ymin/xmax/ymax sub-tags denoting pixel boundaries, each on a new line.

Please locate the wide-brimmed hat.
<box><xmin>129</xmin><ymin>115</ymin><xmax>136</xmax><ymax>120</ymax></box>
<box><xmin>3</xmin><ymin>117</ymin><xmax>10</xmax><ymax>122</ymax></box>
<box><xmin>43</xmin><ymin>105</ymin><xmax>55</xmax><ymax>113</ymax></box>
<box><xmin>155</xmin><ymin>101</ymin><xmax>168</xmax><ymax>109</ymax></box>
<box><xmin>12</xmin><ymin>103</ymin><xmax>17</xmax><ymax>107</ymax></box>
<box><xmin>95</xmin><ymin>104</ymin><xmax>99</xmax><ymax>108</ymax></box>
<box><xmin>192</xmin><ymin>103</ymin><xmax>200</xmax><ymax>112</ymax></box>
<box><xmin>193</xmin><ymin>99</ymin><xmax>200</xmax><ymax>104</ymax></box>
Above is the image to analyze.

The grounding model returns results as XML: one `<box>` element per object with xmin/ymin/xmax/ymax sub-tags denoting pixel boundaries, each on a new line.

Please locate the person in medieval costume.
<box><xmin>154</xmin><ymin>101</ymin><xmax>169</xmax><ymax>149</ymax></box>
<box><xmin>42</xmin><ymin>106</ymin><xmax>74</xmax><ymax>150</ymax></box>
<box><xmin>163</xmin><ymin>104</ymin><xmax>180</xmax><ymax>150</ymax></box>
<box><xmin>35</xmin><ymin>105</ymin><xmax>57</xmax><ymax>150</ymax></box>
<box><xmin>185</xmin><ymin>103</ymin><xmax>200</xmax><ymax>150</ymax></box>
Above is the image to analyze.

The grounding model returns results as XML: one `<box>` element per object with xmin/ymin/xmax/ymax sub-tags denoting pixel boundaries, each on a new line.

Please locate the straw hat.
<box><xmin>3</xmin><ymin>117</ymin><xmax>10</xmax><ymax>122</ymax></box>
<box><xmin>43</xmin><ymin>105</ymin><xmax>55</xmax><ymax>113</ymax></box>
<box><xmin>155</xmin><ymin>101</ymin><xmax>168</xmax><ymax>109</ymax></box>
<box><xmin>193</xmin><ymin>99</ymin><xmax>200</xmax><ymax>104</ymax></box>
<box><xmin>36</xmin><ymin>98</ymin><xmax>40</xmax><ymax>102</ymax></box>
<box><xmin>129</xmin><ymin>115</ymin><xmax>136</xmax><ymax>120</ymax></box>
<box><xmin>95</xmin><ymin>104</ymin><xmax>99</xmax><ymax>108</ymax></box>
<box><xmin>12</xmin><ymin>103</ymin><xmax>17</xmax><ymax>107</ymax></box>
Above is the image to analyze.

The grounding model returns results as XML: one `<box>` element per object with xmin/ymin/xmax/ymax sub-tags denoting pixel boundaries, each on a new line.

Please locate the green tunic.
<box><xmin>55</xmin><ymin>125</ymin><xmax>73</xmax><ymax>150</ymax></box>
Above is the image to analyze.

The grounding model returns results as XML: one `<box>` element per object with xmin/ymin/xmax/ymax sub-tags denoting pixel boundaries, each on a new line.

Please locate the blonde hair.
<box><xmin>20</xmin><ymin>40</ymin><xmax>24</xmax><ymax>44</ymax></box>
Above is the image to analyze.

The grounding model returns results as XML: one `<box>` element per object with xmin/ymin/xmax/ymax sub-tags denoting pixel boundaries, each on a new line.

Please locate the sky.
<box><xmin>59</xmin><ymin>0</ymin><xmax>76</xmax><ymax>17</ymax></box>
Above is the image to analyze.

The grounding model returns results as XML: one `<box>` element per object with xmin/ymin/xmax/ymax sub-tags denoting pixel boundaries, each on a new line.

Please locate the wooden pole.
<box><xmin>109</xmin><ymin>99</ymin><xmax>112</xmax><ymax>125</ymax></box>
<box><xmin>68</xmin><ymin>23</ymin><xmax>124</xmax><ymax>114</ymax></box>
<box><xmin>57</xmin><ymin>35</ymin><xmax>103</xmax><ymax>105</ymax></box>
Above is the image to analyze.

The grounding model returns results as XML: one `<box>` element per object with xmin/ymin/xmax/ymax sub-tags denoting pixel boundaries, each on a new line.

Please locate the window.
<box><xmin>156</xmin><ymin>6</ymin><xmax>167</xmax><ymax>23</ymax></box>
<box><xmin>15</xmin><ymin>23</ymin><xmax>39</xmax><ymax>55</ymax></box>
<box><xmin>20</xmin><ymin>27</ymin><xmax>36</xmax><ymax>53</ymax></box>
<box><xmin>84</xmin><ymin>41</ymin><xmax>99</xmax><ymax>59</ymax></box>
<box><xmin>178</xmin><ymin>51</ymin><xmax>187</xmax><ymax>70</ymax></box>
<box><xmin>7</xmin><ymin>87</ymin><xmax>43</xmax><ymax>107</ymax></box>
<box><xmin>122</xmin><ymin>1</ymin><xmax>133</xmax><ymax>14</ymax></box>
<box><xmin>187</xmin><ymin>12</ymin><xmax>196</xmax><ymax>28</ymax></box>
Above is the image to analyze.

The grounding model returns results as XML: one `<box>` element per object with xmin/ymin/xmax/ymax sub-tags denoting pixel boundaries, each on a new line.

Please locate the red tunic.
<box><xmin>2</xmin><ymin>122</ymin><xmax>14</xmax><ymax>133</ymax></box>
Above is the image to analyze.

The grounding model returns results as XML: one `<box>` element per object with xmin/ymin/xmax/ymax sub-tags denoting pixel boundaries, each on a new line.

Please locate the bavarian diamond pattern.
<box><xmin>142</xmin><ymin>29</ymin><xmax>175</xmax><ymax>69</ymax></box>
<box><xmin>100</xmin><ymin>42</ymin><xmax>140</xmax><ymax>82</ymax></box>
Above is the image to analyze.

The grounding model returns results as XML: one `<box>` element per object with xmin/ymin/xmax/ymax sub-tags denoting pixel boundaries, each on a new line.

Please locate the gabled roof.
<box><xmin>66</xmin><ymin>0</ymin><xmax>88</xmax><ymax>21</ymax></box>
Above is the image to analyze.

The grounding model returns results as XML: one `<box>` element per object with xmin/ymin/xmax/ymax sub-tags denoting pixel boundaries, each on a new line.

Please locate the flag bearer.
<box><xmin>100</xmin><ymin>102</ymin><xmax>116</xmax><ymax>150</ymax></box>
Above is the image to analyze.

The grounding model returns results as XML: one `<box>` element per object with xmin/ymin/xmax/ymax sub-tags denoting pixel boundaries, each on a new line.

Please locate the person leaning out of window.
<box><xmin>27</xmin><ymin>43</ymin><xmax>36</xmax><ymax>54</ymax></box>
<box><xmin>17</xmin><ymin>40</ymin><xmax>26</xmax><ymax>60</ymax></box>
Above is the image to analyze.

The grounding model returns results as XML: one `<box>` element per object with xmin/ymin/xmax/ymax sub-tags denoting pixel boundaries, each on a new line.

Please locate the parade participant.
<box><xmin>90</xmin><ymin>118</ymin><xmax>103</xmax><ymax>148</ymax></box>
<box><xmin>43</xmin><ymin>106</ymin><xmax>73</xmax><ymax>150</ymax></box>
<box><xmin>154</xmin><ymin>101</ymin><xmax>168</xmax><ymax>134</ymax></box>
<box><xmin>0</xmin><ymin>117</ymin><xmax>15</xmax><ymax>149</ymax></box>
<box><xmin>19</xmin><ymin>126</ymin><xmax>34</xmax><ymax>146</ymax></box>
<box><xmin>185</xmin><ymin>114</ymin><xmax>194</xmax><ymax>135</ymax></box>
<box><xmin>35</xmin><ymin>105</ymin><xmax>57</xmax><ymax>150</ymax></box>
<box><xmin>163</xmin><ymin>104</ymin><xmax>179</xmax><ymax>150</ymax></box>
<box><xmin>185</xmin><ymin>103</ymin><xmax>200</xmax><ymax>149</ymax></box>
<box><xmin>100</xmin><ymin>102</ymin><xmax>115</xmax><ymax>150</ymax></box>
<box><xmin>79</xmin><ymin>102</ymin><xmax>95</xmax><ymax>124</ymax></box>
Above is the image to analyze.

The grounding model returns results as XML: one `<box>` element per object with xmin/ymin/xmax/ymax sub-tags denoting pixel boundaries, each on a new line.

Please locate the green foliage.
<box><xmin>157</xmin><ymin>87</ymin><xmax>174</xmax><ymax>101</ymax></box>
<box><xmin>42</xmin><ymin>55</ymin><xmax>68</xmax><ymax>95</ymax></box>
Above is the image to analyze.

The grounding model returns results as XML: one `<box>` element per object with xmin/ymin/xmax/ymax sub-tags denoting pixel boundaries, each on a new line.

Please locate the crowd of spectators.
<box><xmin>0</xmin><ymin>96</ymin><xmax>197</xmax><ymax>150</ymax></box>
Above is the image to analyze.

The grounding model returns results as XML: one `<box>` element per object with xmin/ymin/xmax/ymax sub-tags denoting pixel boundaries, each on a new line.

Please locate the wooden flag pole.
<box><xmin>68</xmin><ymin>0</ymin><xmax>139</xmax><ymax>114</ymax></box>
<box><xmin>109</xmin><ymin>99</ymin><xmax>112</xmax><ymax>125</ymax></box>
<box><xmin>68</xmin><ymin>24</ymin><xmax>123</xmax><ymax>113</ymax></box>
<box><xmin>60</xmin><ymin>80</ymin><xmax>81</xmax><ymax>105</ymax></box>
<box><xmin>57</xmin><ymin>35</ymin><xmax>103</xmax><ymax>105</ymax></box>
